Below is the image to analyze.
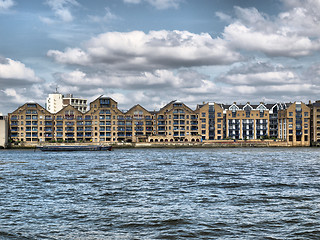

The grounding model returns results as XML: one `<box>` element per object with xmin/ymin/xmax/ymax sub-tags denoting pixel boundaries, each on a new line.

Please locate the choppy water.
<box><xmin>1</xmin><ymin>148</ymin><xmax>320</xmax><ymax>239</ymax></box>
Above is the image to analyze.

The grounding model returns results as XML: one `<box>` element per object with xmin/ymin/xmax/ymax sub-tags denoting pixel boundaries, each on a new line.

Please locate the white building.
<box><xmin>63</xmin><ymin>94</ymin><xmax>87</xmax><ymax>113</ymax></box>
<box><xmin>46</xmin><ymin>93</ymin><xmax>88</xmax><ymax>113</ymax></box>
<box><xmin>0</xmin><ymin>114</ymin><xmax>8</xmax><ymax>148</ymax></box>
<box><xmin>46</xmin><ymin>93</ymin><xmax>63</xmax><ymax>113</ymax></box>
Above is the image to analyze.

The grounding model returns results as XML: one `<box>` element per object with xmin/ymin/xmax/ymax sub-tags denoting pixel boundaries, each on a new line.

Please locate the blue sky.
<box><xmin>0</xmin><ymin>0</ymin><xmax>320</xmax><ymax>114</ymax></box>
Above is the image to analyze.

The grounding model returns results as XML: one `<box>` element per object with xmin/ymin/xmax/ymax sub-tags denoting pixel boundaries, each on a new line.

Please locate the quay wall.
<box><xmin>7</xmin><ymin>140</ymin><xmax>293</xmax><ymax>148</ymax></box>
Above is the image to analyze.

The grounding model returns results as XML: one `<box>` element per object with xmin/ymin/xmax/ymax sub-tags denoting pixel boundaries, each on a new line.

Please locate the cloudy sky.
<box><xmin>1</xmin><ymin>0</ymin><xmax>320</xmax><ymax>114</ymax></box>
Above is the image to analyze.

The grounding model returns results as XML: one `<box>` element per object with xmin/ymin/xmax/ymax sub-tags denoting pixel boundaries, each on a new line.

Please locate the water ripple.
<box><xmin>0</xmin><ymin>148</ymin><xmax>320</xmax><ymax>239</ymax></box>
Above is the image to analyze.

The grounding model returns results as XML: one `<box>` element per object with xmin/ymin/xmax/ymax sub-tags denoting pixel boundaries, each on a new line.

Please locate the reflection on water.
<box><xmin>0</xmin><ymin>148</ymin><xmax>320</xmax><ymax>239</ymax></box>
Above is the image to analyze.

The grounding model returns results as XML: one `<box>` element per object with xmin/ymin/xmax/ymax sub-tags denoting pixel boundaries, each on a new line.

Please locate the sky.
<box><xmin>0</xmin><ymin>0</ymin><xmax>320</xmax><ymax>114</ymax></box>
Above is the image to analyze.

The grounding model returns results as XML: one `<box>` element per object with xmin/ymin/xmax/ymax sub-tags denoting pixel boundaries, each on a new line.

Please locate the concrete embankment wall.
<box><xmin>7</xmin><ymin>140</ymin><xmax>298</xmax><ymax>149</ymax></box>
<box><xmin>112</xmin><ymin>140</ymin><xmax>291</xmax><ymax>148</ymax></box>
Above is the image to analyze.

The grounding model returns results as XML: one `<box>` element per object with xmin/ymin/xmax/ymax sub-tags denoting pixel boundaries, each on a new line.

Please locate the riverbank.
<box><xmin>4</xmin><ymin>139</ymin><xmax>312</xmax><ymax>149</ymax></box>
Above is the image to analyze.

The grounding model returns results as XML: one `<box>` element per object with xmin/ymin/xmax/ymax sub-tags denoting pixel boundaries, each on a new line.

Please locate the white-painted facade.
<box><xmin>0</xmin><ymin>114</ymin><xmax>8</xmax><ymax>148</ymax></box>
<box><xmin>46</xmin><ymin>93</ymin><xmax>63</xmax><ymax>113</ymax></box>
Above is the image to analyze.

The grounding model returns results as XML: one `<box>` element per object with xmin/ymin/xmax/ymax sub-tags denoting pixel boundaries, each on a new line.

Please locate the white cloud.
<box><xmin>88</xmin><ymin>7</ymin><xmax>118</xmax><ymax>23</ymax></box>
<box><xmin>45</xmin><ymin>0</ymin><xmax>79</xmax><ymax>22</ymax></box>
<box><xmin>217</xmin><ymin>62</ymin><xmax>301</xmax><ymax>86</ymax></box>
<box><xmin>123</xmin><ymin>0</ymin><xmax>141</xmax><ymax>3</ymax></box>
<box><xmin>39</xmin><ymin>16</ymin><xmax>56</xmax><ymax>24</ymax></box>
<box><xmin>0</xmin><ymin>0</ymin><xmax>14</xmax><ymax>11</ymax></box>
<box><xmin>123</xmin><ymin>0</ymin><xmax>182</xmax><ymax>9</ymax></box>
<box><xmin>56</xmin><ymin>69</ymin><xmax>202</xmax><ymax>89</ymax></box>
<box><xmin>0</xmin><ymin>57</ymin><xmax>42</xmax><ymax>84</ymax></box>
<box><xmin>48</xmin><ymin>30</ymin><xmax>241</xmax><ymax>70</ymax></box>
<box><xmin>221</xmin><ymin>6</ymin><xmax>320</xmax><ymax>57</ymax></box>
<box><xmin>47</xmin><ymin>48</ymin><xmax>90</xmax><ymax>65</ymax></box>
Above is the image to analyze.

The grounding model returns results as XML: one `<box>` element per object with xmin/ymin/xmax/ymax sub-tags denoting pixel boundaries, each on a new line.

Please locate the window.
<box><xmin>289</xmin><ymin>130</ymin><xmax>293</xmax><ymax>134</ymax></box>
<box><xmin>217</xmin><ymin>113</ymin><xmax>222</xmax><ymax>117</ymax></box>
<box><xmin>289</xmin><ymin>118</ymin><xmax>293</xmax><ymax>122</ymax></box>
<box><xmin>202</xmin><ymin>113</ymin><xmax>206</xmax><ymax>117</ymax></box>
<box><xmin>304</xmin><ymin>112</ymin><xmax>308</xmax><ymax>117</ymax></box>
<box><xmin>289</xmin><ymin>112</ymin><xmax>293</xmax><ymax>116</ymax></box>
<box><xmin>202</xmin><ymin>124</ymin><xmax>206</xmax><ymax>129</ymax></box>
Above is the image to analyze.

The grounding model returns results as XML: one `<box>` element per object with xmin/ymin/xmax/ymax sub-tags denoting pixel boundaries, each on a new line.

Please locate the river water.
<box><xmin>0</xmin><ymin>148</ymin><xmax>320</xmax><ymax>239</ymax></box>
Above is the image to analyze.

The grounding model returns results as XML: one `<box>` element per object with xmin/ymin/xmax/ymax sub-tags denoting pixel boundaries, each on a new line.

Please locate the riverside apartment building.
<box><xmin>7</xmin><ymin>96</ymin><xmax>316</xmax><ymax>146</ymax></box>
